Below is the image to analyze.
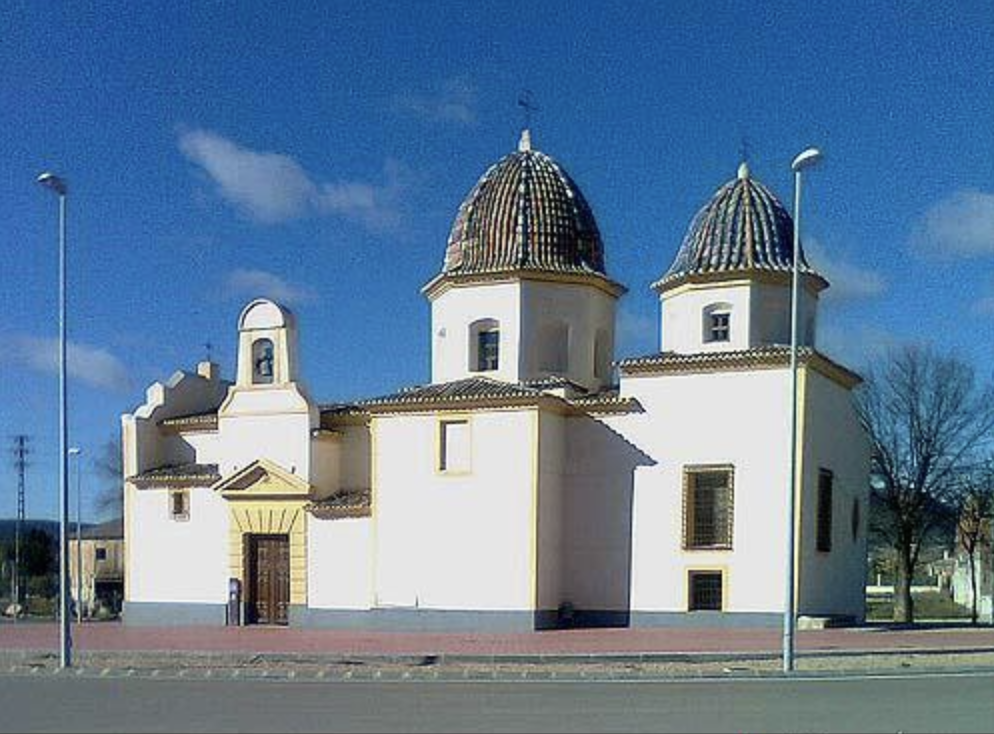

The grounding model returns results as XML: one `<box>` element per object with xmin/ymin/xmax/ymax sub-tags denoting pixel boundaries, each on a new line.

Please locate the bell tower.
<box><xmin>217</xmin><ymin>299</ymin><xmax>316</xmax><ymax>479</ymax></box>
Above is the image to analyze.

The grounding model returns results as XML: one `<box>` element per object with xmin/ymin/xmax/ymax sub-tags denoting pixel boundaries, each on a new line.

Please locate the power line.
<box><xmin>10</xmin><ymin>435</ymin><xmax>30</xmax><ymax>617</ymax></box>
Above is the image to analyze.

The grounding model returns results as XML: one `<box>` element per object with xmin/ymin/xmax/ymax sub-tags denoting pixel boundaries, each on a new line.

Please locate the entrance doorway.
<box><xmin>245</xmin><ymin>534</ymin><xmax>290</xmax><ymax>625</ymax></box>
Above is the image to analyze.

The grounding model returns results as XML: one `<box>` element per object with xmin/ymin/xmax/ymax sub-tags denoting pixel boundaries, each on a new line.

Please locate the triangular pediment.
<box><xmin>212</xmin><ymin>458</ymin><xmax>312</xmax><ymax>500</ymax></box>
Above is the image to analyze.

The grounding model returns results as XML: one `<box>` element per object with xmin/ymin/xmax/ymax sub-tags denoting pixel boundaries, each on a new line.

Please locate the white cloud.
<box><xmin>805</xmin><ymin>239</ymin><xmax>886</xmax><ymax>302</ymax></box>
<box><xmin>911</xmin><ymin>189</ymin><xmax>994</xmax><ymax>257</ymax></box>
<box><xmin>10</xmin><ymin>336</ymin><xmax>132</xmax><ymax>392</ymax></box>
<box><xmin>817</xmin><ymin>324</ymin><xmax>911</xmax><ymax>370</ymax></box>
<box><xmin>394</xmin><ymin>76</ymin><xmax>477</xmax><ymax>125</ymax></box>
<box><xmin>178</xmin><ymin>128</ymin><xmax>405</xmax><ymax>229</ymax></box>
<box><xmin>224</xmin><ymin>269</ymin><xmax>316</xmax><ymax>306</ymax></box>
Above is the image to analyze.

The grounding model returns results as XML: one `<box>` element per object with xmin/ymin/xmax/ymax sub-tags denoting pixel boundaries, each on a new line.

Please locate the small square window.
<box><xmin>439</xmin><ymin>420</ymin><xmax>471</xmax><ymax>473</ymax></box>
<box><xmin>689</xmin><ymin>571</ymin><xmax>723</xmax><ymax>611</ymax></box>
<box><xmin>95</xmin><ymin>547</ymin><xmax>108</xmax><ymax>562</ymax></box>
<box><xmin>169</xmin><ymin>490</ymin><xmax>190</xmax><ymax>522</ymax></box>
<box><xmin>708</xmin><ymin>312</ymin><xmax>730</xmax><ymax>342</ymax></box>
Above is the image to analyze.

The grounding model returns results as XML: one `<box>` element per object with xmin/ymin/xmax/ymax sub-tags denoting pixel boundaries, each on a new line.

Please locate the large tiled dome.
<box><xmin>656</xmin><ymin>162</ymin><xmax>823</xmax><ymax>290</ymax></box>
<box><xmin>441</xmin><ymin>131</ymin><xmax>606</xmax><ymax>277</ymax></box>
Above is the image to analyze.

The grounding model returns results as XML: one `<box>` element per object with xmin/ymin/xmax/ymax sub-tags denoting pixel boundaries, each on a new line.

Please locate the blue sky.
<box><xmin>2</xmin><ymin>1</ymin><xmax>992</xmax><ymax>520</ymax></box>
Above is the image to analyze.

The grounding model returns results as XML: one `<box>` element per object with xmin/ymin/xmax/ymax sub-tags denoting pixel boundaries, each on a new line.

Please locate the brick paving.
<box><xmin>1</xmin><ymin>621</ymin><xmax>991</xmax><ymax>658</ymax></box>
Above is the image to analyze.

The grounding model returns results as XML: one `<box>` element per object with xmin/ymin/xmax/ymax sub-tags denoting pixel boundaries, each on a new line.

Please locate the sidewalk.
<box><xmin>1</xmin><ymin>621</ymin><xmax>992</xmax><ymax>659</ymax></box>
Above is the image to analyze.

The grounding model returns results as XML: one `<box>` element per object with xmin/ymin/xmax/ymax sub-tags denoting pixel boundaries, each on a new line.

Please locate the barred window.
<box><xmin>683</xmin><ymin>467</ymin><xmax>734</xmax><ymax>550</ymax></box>
<box><xmin>708</xmin><ymin>312</ymin><xmax>730</xmax><ymax>342</ymax></box>
<box><xmin>816</xmin><ymin>469</ymin><xmax>834</xmax><ymax>552</ymax></box>
<box><xmin>689</xmin><ymin>571</ymin><xmax>723</xmax><ymax>611</ymax></box>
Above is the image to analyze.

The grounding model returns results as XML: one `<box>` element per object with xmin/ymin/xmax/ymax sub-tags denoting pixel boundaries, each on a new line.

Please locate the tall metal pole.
<box><xmin>784</xmin><ymin>148</ymin><xmax>822</xmax><ymax>674</ymax></box>
<box><xmin>39</xmin><ymin>172</ymin><xmax>72</xmax><ymax>669</ymax></box>
<box><xmin>783</xmin><ymin>168</ymin><xmax>803</xmax><ymax>674</ymax></box>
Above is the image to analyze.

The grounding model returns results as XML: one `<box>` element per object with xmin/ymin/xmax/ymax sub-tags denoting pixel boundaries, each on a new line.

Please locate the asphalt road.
<box><xmin>2</xmin><ymin>672</ymin><xmax>991</xmax><ymax>733</ymax></box>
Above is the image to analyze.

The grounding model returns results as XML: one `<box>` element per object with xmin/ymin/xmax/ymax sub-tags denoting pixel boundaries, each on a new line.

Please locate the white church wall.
<box><xmin>127</xmin><ymin>485</ymin><xmax>229</xmax><ymax>605</ymax></box>
<box><xmin>308</xmin><ymin>517</ymin><xmax>373</xmax><ymax>610</ymax></box>
<box><xmin>373</xmin><ymin>409</ymin><xmax>537</xmax><ymax>612</ymax></box>
<box><xmin>750</xmin><ymin>281</ymin><xmax>818</xmax><ymax>347</ymax></box>
<box><xmin>216</xmin><ymin>405</ymin><xmax>315</xmax><ymax>480</ymax></box>
<box><xmin>309</xmin><ymin>436</ymin><xmax>342</xmax><ymax>500</ymax></box>
<box><xmin>796</xmin><ymin>369</ymin><xmax>870</xmax><ymax>619</ymax></box>
<box><xmin>339</xmin><ymin>423</ymin><xmax>371</xmax><ymax>490</ymax></box>
<box><xmin>560</xmin><ymin>414</ymin><xmax>645</xmax><ymax>619</ymax></box>
<box><xmin>618</xmin><ymin>369</ymin><xmax>794</xmax><ymax>617</ymax></box>
<box><xmin>536</xmin><ymin>411</ymin><xmax>566</xmax><ymax>614</ymax></box>
<box><xmin>519</xmin><ymin>280</ymin><xmax>617</xmax><ymax>391</ymax></box>
<box><xmin>430</xmin><ymin>282</ymin><xmax>522</xmax><ymax>384</ymax></box>
<box><xmin>660</xmin><ymin>282</ymin><xmax>753</xmax><ymax>354</ymax></box>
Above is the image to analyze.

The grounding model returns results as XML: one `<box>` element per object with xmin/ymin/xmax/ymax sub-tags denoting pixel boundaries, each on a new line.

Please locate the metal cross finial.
<box><xmin>739</xmin><ymin>135</ymin><xmax>752</xmax><ymax>165</ymax></box>
<box><xmin>517</xmin><ymin>89</ymin><xmax>539</xmax><ymax>129</ymax></box>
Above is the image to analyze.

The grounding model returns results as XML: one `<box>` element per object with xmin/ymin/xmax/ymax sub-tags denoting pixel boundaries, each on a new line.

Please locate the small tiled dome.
<box><xmin>657</xmin><ymin>162</ymin><xmax>822</xmax><ymax>289</ymax></box>
<box><xmin>442</xmin><ymin>131</ymin><xmax>606</xmax><ymax>277</ymax></box>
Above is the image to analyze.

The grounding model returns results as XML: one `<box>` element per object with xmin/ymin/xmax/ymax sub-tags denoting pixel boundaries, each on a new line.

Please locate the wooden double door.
<box><xmin>245</xmin><ymin>534</ymin><xmax>290</xmax><ymax>626</ymax></box>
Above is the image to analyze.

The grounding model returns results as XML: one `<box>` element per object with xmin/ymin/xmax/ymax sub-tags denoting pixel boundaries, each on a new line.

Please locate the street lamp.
<box><xmin>69</xmin><ymin>447</ymin><xmax>83</xmax><ymax>623</ymax></box>
<box><xmin>784</xmin><ymin>147</ymin><xmax>823</xmax><ymax>674</ymax></box>
<box><xmin>37</xmin><ymin>171</ymin><xmax>72</xmax><ymax>669</ymax></box>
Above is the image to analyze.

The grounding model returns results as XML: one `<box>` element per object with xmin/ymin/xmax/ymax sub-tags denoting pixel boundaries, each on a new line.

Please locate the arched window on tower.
<box><xmin>538</xmin><ymin>321</ymin><xmax>569</xmax><ymax>375</ymax></box>
<box><xmin>703</xmin><ymin>303</ymin><xmax>733</xmax><ymax>344</ymax></box>
<box><xmin>468</xmin><ymin>319</ymin><xmax>500</xmax><ymax>372</ymax></box>
<box><xmin>252</xmin><ymin>338</ymin><xmax>275</xmax><ymax>384</ymax></box>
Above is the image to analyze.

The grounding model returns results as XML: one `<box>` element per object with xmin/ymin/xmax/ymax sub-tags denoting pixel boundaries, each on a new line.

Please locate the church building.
<box><xmin>122</xmin><ymin>131</ymin><xmax>869</xmax><ymax>630</ymax></box>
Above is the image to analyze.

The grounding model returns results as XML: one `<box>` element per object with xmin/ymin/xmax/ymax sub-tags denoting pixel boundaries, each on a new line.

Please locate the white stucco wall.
<box><xmin>617</xmin><ymin>368</ymin><xmax>795</xmax><ymax>614</ymax></box>
<box><xmin>796</xmin><ymin>370</ymin><xmax>870</xmax><ymax>618</ymax></box>
<box><xmin>310</xmin><ymin>436</ymin><xmax>342</xmax><ymax>500</ymax></box>
<box><xmin>216</xmin><ymin>388</ymin><xmax>316</xmax><ymax>480</ymax></box>
<box><xmin>519</xmin><ymin>280</ymin><xmax>617</xmax><ymax>391</ymax></box>
<box><xmin>339</xmin><ymin>423</ymin><xmax>371</xmax><ymax>490</ymax></box>
<box><xmin>372</xmin><ymin>409</ymin><xmax>537</xmax><ymax>611</ymax></box>
<box><xmin>536</xmin><ymin>411</ymin><xmax>566</xmax><ymax>611</ymax></box>
<box><xmin>308</xmin><ymin>517</ymin><xmax>373</xmax><ymax>610</ymax></box>
<box><xmin>430</xmin><ymin>282</ymin><xmax>523</xmax><ymax>385</ymax></box>
<box><xmin>127</xmin><ymin>485</ymin><xmax>229</xmax><ymax>604</ymax></box>
<box><xmin>660</xmin><ymin>280</ymin><xmax>818</xmax><ymax>354</ymax></box>
<box><xmin>561</xmin><ymin>414</ymin><xmax>646</xmax><ymax>612</ymax></box>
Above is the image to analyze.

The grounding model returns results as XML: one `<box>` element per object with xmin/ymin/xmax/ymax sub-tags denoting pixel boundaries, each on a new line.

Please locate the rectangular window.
<box><xmin>477</xmin><ymin>329</ymin><xmax>499</xmax><ymax>371</ymax></box>
<box><xmin>816</xmin><ymin>469</ymin><xmax>834</xmax><ymax>552</ymax></box>
<box><xmin>95</xmin><ymin>547</ymin><xmax>108</xmax><ymax>562</ymax></box>
<box><xmin>708</xmin><ymin>313</ymin><xmax>730</xmax><ymax>342</ymax></box>
<box><xmin>438</xmin><ymin>420</ymin><xmax>471</xmax><ymax>473</ymax></box>
<box><xmin>689</xmin><ymin>570</ymin><xmax>724</xmax><ymax>611</ymax></box>
<box><xmin>683</xmin><ymin>467</ymin><xmax>734</xmax><ymax>550</ymax></box>
<box><xmin>169</xmin><ymin>489</ymin><xmax>190</xmax><ymax>522</ymax></box>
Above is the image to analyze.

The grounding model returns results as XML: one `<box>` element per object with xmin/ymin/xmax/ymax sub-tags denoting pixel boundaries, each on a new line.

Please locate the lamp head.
<box><xmin>791</xmin><ymin>148</ymin><xmax>823</xmax><ymax>173</ymax></box>
<box><xmin>37</xmin><ymin>172</ymin><xmax>67</xmax><ymax>196</ymax></box>
<box><xmin>69</xmin><ymin>447</ymin><xmax>82</xmax><ymax>456</ymax></box>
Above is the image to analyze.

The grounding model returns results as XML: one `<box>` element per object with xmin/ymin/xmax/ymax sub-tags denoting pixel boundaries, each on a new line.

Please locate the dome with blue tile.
<box><xmin>441</xmin><ymin>130</ymin><xmax>606</xmax><ymax>278</ymax></box>
<box><xmin>656</xmin><ymin>162</ymin><xmax>827</xmax><ymax>291</ymax></box>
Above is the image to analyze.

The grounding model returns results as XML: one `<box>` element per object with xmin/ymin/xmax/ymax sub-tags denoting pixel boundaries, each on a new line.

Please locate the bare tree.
<box><xmin>956</xmin><ymin>467</ymin><xmax>994</xmax><ymax>625</ymax></box>
<box><xmin>93</xmin><ymin>438</ymin><xmax>124</xmax><ymax>520</ymax></box>
<box><xmin>855</xmin><ymin>346</ymin><xmax>994</xmax><ymax>623</ymax></box>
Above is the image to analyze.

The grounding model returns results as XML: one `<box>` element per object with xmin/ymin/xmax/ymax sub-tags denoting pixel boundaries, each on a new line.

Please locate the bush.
<box><xmin>866</xmin><ymin>591</ymin><xmax>972</xmax><ymax>621</ymax></box>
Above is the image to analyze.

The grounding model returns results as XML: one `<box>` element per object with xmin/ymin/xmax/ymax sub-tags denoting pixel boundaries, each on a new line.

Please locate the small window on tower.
<box><xmin>708</xmin><ymin>312</ymin><xmax>731</xmax><ymax>342</ymax></box>
<box><xmin>477</xmin><ymin>329</ymin><xmax>499</xmax><ymax>371</ymax></box>
<box><xmin>252</xmin><ymin>338</ymin><xmax>275</xmax><ymax>384</ymax></box>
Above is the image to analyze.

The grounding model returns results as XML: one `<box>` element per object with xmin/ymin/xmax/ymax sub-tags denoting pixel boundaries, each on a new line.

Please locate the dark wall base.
<box><xmin>123</xmin><ymin>601</ymin><xmax>227</xmax><ymax>627</ymax></box>
<box><xmin>631</xmin><ymin>611</ymin><xmax>782</xmax><ymax>628</ymax></box>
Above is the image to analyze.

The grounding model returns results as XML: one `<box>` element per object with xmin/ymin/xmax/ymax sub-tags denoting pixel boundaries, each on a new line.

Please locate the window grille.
<box><xmin>689</xmin><ymin>571</ymin><xmax>723</xmax><ymax>611</ymax></box>
<box><xmin>683</xmin><ymin>467</ymin><xmax>734</xmax><ymax>550</ymax></box>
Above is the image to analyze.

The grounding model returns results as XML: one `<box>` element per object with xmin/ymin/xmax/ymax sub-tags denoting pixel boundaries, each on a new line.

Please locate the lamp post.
<box><xmin>37</xmin><ymin>171</ymin><xmax>72</xmax><ymax>669</ymax></box>
<box><xmin>69</xmin><ymin>447</ymin><xmax>82</xmax><ymax>623</ymax></box>
<box><xmin>784</xmin><ymin>147</ymin><xmax>822</xmax><ymax>674</ymax></box>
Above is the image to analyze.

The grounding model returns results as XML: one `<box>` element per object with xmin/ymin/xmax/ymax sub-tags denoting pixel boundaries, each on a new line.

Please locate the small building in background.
<box><xmin>69</xmin><ymin>518</ymin><xmax>124</xmax><ymax>619</ymax></box>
